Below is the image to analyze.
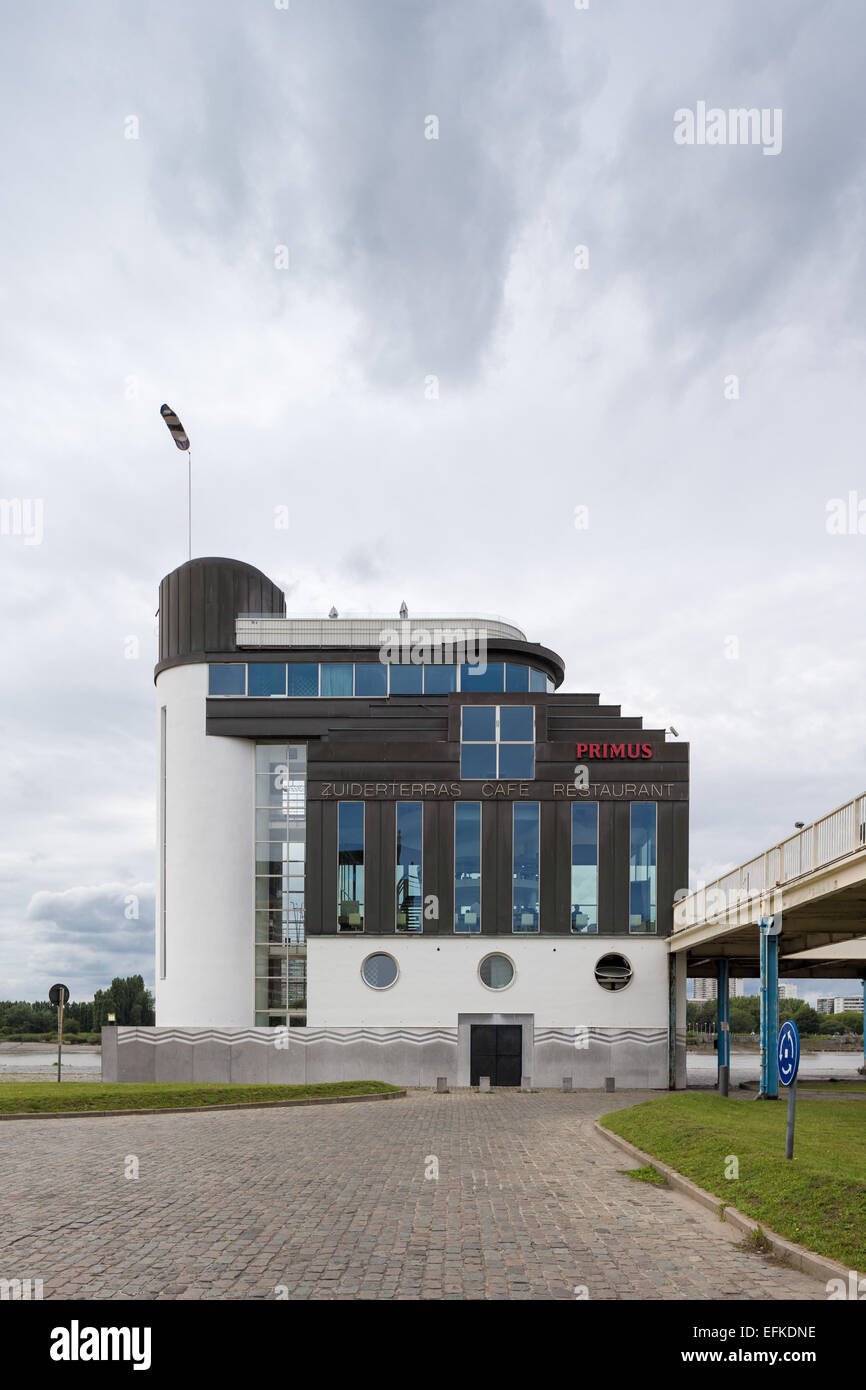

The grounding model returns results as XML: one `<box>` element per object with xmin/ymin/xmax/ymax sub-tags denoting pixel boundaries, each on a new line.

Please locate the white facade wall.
<box><xmin>306</xmin><ymin>935</ymin><xmax>669</xmax><ymax>1029</ymax></box>
<box><xmin>156</xmin><ymin>663</ymin><xmax>254</xmax><ymax>1027</ymax></box>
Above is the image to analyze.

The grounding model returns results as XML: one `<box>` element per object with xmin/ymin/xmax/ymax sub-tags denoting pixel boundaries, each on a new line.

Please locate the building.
<box><xmin>777</xmin><ymin>982</ymin><xmax>799</xmax><ymax>1000</ymax></box>
<box><xmin>103</xmin><ymin>556</ymin><xmax>690</xmax><ymax>1088</ymax></box>
<box><xmin>817</xmin><ymin>995</ymin><xmax>864</xmax><ymax>1015</ymax></box>
<box><xmin>691</xmin><ymin>977</ymin><xmax>745</xmax><ymax>1002</ymax></box>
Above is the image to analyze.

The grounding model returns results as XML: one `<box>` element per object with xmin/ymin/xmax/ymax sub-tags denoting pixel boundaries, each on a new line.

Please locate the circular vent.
<box><xmin>361</xmin><ymin>953</ymin><xmax>399</xmax><ymax>990</ymax></box>
<box><xmin>595</xmin><ymin>953</ymin><xmax>633</xmax><ymax>992</ymax></box>
<box><xmin>479</xmin><ymin>953</ymin><xmax>515</xmax><ymax>990</ymax></box>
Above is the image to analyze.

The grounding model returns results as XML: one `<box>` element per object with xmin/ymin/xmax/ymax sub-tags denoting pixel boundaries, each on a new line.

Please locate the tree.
<box><xmin>92</xmin><ymin>976</ymin><xmax>155</xmax><ymax>1027</ymax></box>
<box><xmin>781</xmin><ymin>1002</ymin><xmax>821</xmax><ymax>1034</ymax></box>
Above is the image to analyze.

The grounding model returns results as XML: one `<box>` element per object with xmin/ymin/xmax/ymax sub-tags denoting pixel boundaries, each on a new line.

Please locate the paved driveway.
<box><xmin>0</xmin><ymin>1090</ymin><xmax>821</xmax><ymax>1300</ymax></box>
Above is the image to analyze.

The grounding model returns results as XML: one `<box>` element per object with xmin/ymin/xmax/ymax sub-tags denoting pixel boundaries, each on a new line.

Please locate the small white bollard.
<box><xmin>436</xmin><ymin>1076</ymin><xmax>448</xmax><ymax>1093</ymax></box>
<box><xmin>604</xmin><ymin>1076</ymin><xmax>615</xmax><ymax>1093</ymax></box>
<box><xmin>562</xmin><ymin>1076</ymin><xmax>573</xmax><ymax>1093</ymax></box>
<box><xmin>521</xmin><ymin>1075</ymin><xmax>532</xmax><ymax>1092</ymax></box>
<box><xmin>479</xmin><ymin>1076</ymin><xmax>491</xmax><ymax>1093</ymax></box>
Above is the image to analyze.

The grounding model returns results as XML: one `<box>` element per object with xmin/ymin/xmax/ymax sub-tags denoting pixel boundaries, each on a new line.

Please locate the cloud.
<box><xmin>0</xmin><ymin>884</ymin><xmax>156</xmax><ymax>1001</ymax></box>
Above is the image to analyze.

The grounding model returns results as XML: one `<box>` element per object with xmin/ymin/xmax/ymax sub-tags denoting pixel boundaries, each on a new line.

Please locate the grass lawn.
<box><xmin>0</xmin><ymin>1080</ymin><xmax>401</xmax><ymax>1114</ymax></box>
<box><xmin>601</xmin><ymin>1092</ymin><xmax>866</xmax><ymax>1269</ymax></box>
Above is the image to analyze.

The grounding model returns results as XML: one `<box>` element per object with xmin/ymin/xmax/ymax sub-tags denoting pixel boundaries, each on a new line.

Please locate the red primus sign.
<box><xmin>575</xmin><ymin>742</ymin><xmax>653</xmax><ymax>759</ymax></box>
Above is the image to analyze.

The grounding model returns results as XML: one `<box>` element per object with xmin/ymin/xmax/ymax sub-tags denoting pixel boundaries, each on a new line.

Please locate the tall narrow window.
<box><xmin>338</xmin><ymin>803</ymin><xmax>365</xmax><ymax>931</ymax></box>
<box><xmin>255</xmin><ymin>744</ymin><xmax>306</xmax><ymax>1027</ymax></box>
<box><xmin>159</xmin><ymin>706</ymin><xmax>167</xmax><ymax>979</ymax></box>
<box><xmin>571</xmin><ymin>803</ymin><xmax>598</xmax><ymax>933</ymax></box>
<box><xmin>396</xmin><ymin>803</ymin><xmax>423</xmax><ymax>932</ymax></box>
<box><xmin>629</xmin><ymin>802</ymin><xmax>657</xmax><ymax>933</ymax></box>
<box><xmin>512</xmin><ymin>803</ymin><xmax>540</xmax><ymax>932</ymax></box>
<box><xmin>454</xmin><ymin>803</ymin><xmax>481</xmax><ymax>933</ymax></box>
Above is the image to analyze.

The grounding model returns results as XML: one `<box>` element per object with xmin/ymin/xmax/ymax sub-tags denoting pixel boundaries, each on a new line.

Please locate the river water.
<box><xmin>688</xmin><ymin>1049</ymin><xmax>863</xmax><ymax>1087</ymax></box>
<box><xmin>0</xmin><ymin>1048</ymin><xmax>101</xmax><ymax>1074</ymax></box>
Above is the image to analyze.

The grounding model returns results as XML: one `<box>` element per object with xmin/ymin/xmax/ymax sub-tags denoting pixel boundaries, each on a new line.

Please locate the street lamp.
<box><xmin>160</xmin><ymin>404</ymin><xmax>192</xmax><ymax>560</ymax></box>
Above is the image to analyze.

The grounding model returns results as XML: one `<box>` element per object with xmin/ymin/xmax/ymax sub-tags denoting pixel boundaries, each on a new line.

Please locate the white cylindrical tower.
<box><xmin>154</xmin><ymin>557</ymin><xmax>286</xmax><ymax>1027</ymax></box>
<box><xmin>156</xmin><ymin>662</ymin><xmax>254</xmax><ymax>1026</ymax></box>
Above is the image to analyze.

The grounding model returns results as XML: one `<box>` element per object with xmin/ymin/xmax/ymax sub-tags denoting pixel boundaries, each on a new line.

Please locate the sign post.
<box><xmin>49</xmin><ymin>983</ymin><xmax>70</xmax><ymax>1083</ymax></box>
<box><xmin>777</xmin><ymin>1019</ymin><xmax>800</xmax><ymax>1159</ymax></box>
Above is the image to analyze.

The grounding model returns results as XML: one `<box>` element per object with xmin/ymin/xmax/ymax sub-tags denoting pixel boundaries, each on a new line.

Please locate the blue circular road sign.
<box><xmin>778</xmin><ymin>1020</ymin><xmax>800</xmax><ymax>1087</ymax></box>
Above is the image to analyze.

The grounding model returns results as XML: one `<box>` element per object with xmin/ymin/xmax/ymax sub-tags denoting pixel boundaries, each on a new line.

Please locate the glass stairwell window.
<box><xmin>254</xmin><ymin>743</ymin><xmax>306</xmax><ymax>1027</ymax></box>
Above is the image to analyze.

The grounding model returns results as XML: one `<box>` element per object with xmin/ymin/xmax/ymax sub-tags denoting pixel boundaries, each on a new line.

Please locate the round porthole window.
<box><xmin>595</xmin><ymin>953</ymin><xmax>633</xmax><ymax>992</ymax></box>
<box><xmin>479</xmin><ymin>953</ymin><xmax>515</xmax><ymax>990</ymax></box>
<box><xmin>361</xmin><ymin>953</ymin><xmax>399</xmax><ymax>990</ymax></box>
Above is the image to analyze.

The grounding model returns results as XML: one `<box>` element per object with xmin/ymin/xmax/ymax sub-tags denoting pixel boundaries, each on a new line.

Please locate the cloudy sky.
<box><xmin>1</xmin><ymin>0</ymin><xmax>864</xmax><ymax>1007</ymax></box>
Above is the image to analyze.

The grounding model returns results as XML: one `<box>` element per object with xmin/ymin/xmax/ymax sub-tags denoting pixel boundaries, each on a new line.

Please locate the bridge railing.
<box><xmin>673</xmin><ymin>791</ymin><xmax>866</xmax><ymax>933</ymax></box>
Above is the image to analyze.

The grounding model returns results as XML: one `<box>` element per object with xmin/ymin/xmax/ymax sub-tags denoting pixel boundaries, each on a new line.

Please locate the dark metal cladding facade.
<box><xmin>207</xmin><ymin>690</ymin><xmax>689</xmax><ymax>942</ymax></box>
<box><xmin>156</xmin><ymin>557</ymin><xmax>285</xmax><ymax>674</ymax></box>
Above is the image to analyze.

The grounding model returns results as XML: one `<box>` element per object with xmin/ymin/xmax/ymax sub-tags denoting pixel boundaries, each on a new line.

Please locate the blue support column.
<box><xmin>668</xmin><ymin>955</ymin><xmax>677</xmax><ymax>1090</ymax></box>
<box><xmin>716</xmin><ymin>958</ymin><xmax>730</xmax><ymax>1083</ymax></box>
<box><xmin>759</xmin><ymin>918</ymin><xmax>779</xmax><ymax>1098</ymax></box>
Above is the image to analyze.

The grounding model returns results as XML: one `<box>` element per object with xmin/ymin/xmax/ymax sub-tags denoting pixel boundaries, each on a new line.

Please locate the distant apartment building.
<box><xmin>777</xmin><ymin>982</ymin><xmax>799</xmax><ymax>1000</ymax></box>
<box><xmin>817</xmin><ymin>995</ymin><xmax>864</xmax><ymax>1015</ymax></box>
<box><xmin>691</xmin><ymin>977</ymin><xmax>745</xmax><ymax>1002</ymax></box>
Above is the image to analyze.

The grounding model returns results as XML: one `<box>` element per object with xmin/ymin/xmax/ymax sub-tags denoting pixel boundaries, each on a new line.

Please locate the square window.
<box><xmin>209</xmin><ymin>664</ymin><xmax>245</xmax><ymax>695</ymax></box>
<box><xmin>321</xmin><ymin>663</ymin><xmax>353</xmax><ymax>697</ymax></box>
<box><xmin>499</xmin><ymin>706</ymin><xmax>534</xmax><ymax>742</ymax></box>
<box><xmin>390</xmin><ymin>664</ymin><xmax>423</xmax><ymax>695</ymax></box>
<box><xmin>354</xmin><ymin>663</ymin><xmax>388</xmax><ymax>696</ymax></box>
<box><xmin>460</xmin><ymin>744</ymin><xmax>497</xmax><ymax>779</ymax></box>
<box><xmin>247</xmin><ymin>663</ymin><xmax>287</xmax><ymax>697</ymax></box>
<box><xmin>498</xmin><ymin>744</ymin><xmax>534</xmax><ymax>778</ymax></box>
<box><xmin>461</xmin><ymin>706</ymin><xmax>496</xmax><ymax>741</ymax></box>
<box><xmin>286</xmin><ymin>663</ymin><xmax>319</xmax><ymax>697</ymax></box>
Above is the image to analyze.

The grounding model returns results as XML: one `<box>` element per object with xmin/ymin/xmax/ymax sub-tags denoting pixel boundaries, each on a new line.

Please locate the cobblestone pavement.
<box><xmin>0</xmin><ymin>1090</ymin><xmax>822</xmax><ymax>1300</ymax></box>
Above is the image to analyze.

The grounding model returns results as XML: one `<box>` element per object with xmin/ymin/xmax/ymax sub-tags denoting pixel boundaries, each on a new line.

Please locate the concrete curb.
<box><xmin>594</xmin><ymin>1120</ymin><xmax>863</xmax><ymax>1290</ymax></box>
<box><xmin>0</xmin><ymin>1089</ymin><xmax>406</xmax><ymax>1121</ymax></box>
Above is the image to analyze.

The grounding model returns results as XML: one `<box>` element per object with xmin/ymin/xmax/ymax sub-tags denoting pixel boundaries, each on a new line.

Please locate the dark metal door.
<box><xmin>470</xmin><ymin>1024</ymin><xmax>522</xmax><ymax>1086</ymax></box>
